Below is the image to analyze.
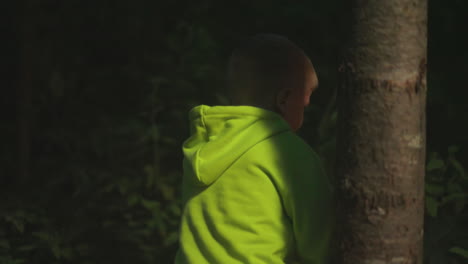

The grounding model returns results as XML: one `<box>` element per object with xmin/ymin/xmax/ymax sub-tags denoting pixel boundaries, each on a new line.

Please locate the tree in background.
<box><xmin>336</xmin><ymin>0</ymin><xmax>427</xmax><ymax>263</ymax></box>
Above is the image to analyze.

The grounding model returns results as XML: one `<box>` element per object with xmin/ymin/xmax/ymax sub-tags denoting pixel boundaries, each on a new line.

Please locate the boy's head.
<box><xmin>227</xmin><ymin>34</ymin><xmax>318</xmax><ymax>131</ymax></box>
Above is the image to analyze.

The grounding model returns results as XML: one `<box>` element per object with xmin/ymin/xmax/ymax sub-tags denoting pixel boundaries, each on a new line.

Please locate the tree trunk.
<box><xmin>335</xmin><ymin>0</ymin><xmax>427</xmax><ymax>263</ymax></box>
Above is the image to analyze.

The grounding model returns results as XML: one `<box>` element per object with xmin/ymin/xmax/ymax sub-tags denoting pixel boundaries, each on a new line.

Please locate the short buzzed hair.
<box><xmin>227</xmin><ymin>34</ymin><xmax>308</xmax><ymax>108</ymax></box>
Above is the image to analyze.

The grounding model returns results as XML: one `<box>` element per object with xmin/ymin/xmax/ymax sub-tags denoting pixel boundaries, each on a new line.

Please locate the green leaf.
<box><xmin>51</xmin><ymin>243</ymin><xmax>61</xmax><ymax>259</ymax></box>
<box><xmin>75</xmin><ymin>244</ymin><xmax>90</xmax><ymax>255</ymax></box>
<box><xmin>17</xmin><ymin>244</ymin><xmax>37</xmax><ymax>252</ymax></box>
<box><xmin>127</xmin><ymin>194</ymin><xmax>140</xmax><ymax>206</ymax></box>
<box><xmin>169</xmin><ymin>203</ymin><xmax>181</xmax><ymax>217</ymax></box>
<box><xmin>441</xmin><ymin>193</ymin><xmax>468</xmax><ymax>205</ymax></box>
<box><xmin>159</xmin><ymin>182</ymin><xmax>175</xmax><ymax>201</ymax></box>
<box><xmin>141</xmin><ymin>199</ymin><xmax>160</xmax><ymax>211</ymax></box>
<box><xmin>425</xmin><ymin>196</ymin><xmax>438</xmax><ymax>217</ymax></box>
<box><xmin>425</xmin><ymin>183</ymin><xmax>445</xmax><ymax>196</ymax></box>
<box><xmin>161</xmin><ymin>136</ymin><xmax>178</xmax><ymax>146</ymax></box>
<box><xmin>426</xmin><ymin>158</ymin><xmax>445</xmax><ymax>171</ymax></box>
<box><xmin>448</xmin><ymin>156</ymin><xmax>467</xmax><ymax>179</ymax></box>
<box><xmin>448</xmin><ymin>145</ymin><xmax>460</xmax><ymax>154</ymax></box>
<box><xmin>117</xmin><ymin>178</ymin><xmax>130</xmax><ymax>194</ymax></box>
<box><xmin>0</xmin><ymin>256</ymin><xmax>25</xmax><ymax>264</ymax></box>
<box><xmin>164</xmin><ymin>231</ymin><xmax>179</xmax><ymax>247</ymax></box>
<box><xmin>447</xmin><ymin>182</ymin><xmax>463</xmax><ymax>194</ymax></box>
<box><xmin>144</xmin><ymin>165</ymin><xmax>156</xmax><ymax>189</ymax></box>
<box><xmin>4</xmin><ymin>215</ymin><xmax>24</xmax><ymax>233</ymax></box>
<box><xmin>32</xmin><ymin>231</ymin><xmax>51</xmax><ymax>241</ymax></box>
<box><xmin>454</xmin><ymin>200</ymin><xmax>466</xmax><ymax>214</ymax></box>
<box><xmin>150</xmin><ymin>125</ymin><xmax>160</xmax><ymax>141</ymax></box>
<box><xmin>0</xmin><ymin>239</ymin><xmax>10</xmax><ymax>249</ymax></box>
<box><xmin>449</xmin><ymin>247</ymin><xmax>468</xmax><ymax>259</ymax></box>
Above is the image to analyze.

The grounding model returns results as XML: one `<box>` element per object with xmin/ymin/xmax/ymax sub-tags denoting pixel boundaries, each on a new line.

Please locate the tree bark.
<box><xmin>335</xmin><ymin>0</ymin><xmax>427</xmax><ymax>263</ymax></box>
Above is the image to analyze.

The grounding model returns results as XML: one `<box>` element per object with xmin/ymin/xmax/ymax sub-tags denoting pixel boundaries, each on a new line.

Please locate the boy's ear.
<box><xmin>276</xmin><ymin>88</ymin><xmax>290</xmax><ymax>114</ymax></box>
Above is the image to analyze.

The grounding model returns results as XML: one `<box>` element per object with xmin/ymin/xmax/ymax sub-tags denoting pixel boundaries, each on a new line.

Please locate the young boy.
<box><xmin>175</xmin><ymin>34</ymin><xmax>332</xmax><ymax>263</ymax></box>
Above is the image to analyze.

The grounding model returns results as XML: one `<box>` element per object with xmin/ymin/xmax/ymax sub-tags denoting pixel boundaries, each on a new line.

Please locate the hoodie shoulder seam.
<box><xmin>213</xmin><ymin>129</ymin><xmax>291</xmax><ymax>181</ymax></box>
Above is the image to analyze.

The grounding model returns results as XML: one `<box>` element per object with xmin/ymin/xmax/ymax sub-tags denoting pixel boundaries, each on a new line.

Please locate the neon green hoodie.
<box><xmin>175</xmin><ymin>105</ymin><xmax>332</xmax><ymax>264</ymax></box>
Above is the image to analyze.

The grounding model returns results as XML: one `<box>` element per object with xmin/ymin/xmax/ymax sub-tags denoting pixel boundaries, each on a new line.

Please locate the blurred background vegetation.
<box><xmin>1</xmin><ymin>0</ymin><xmax>467</xmax><ymax>263</ymax></box>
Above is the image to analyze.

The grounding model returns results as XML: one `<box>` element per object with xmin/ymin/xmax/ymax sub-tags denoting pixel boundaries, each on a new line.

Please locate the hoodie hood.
<box><xmin>182</xmin><ymin>105</ymin><xmax>291</xmax><ymax>186</ymax></box>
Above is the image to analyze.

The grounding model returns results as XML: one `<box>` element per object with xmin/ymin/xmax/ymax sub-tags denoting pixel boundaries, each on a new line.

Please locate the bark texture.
<box><xmin>336</xmin><ymin>0</ymin><xmax>427</xmax><ymax>263</ymax></box>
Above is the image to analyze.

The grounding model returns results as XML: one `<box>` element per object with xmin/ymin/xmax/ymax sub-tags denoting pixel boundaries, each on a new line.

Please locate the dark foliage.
<box><xmin>1</xmin><ymin>0</ymin><xmax>467</xmax><ymax>263</ymax></box>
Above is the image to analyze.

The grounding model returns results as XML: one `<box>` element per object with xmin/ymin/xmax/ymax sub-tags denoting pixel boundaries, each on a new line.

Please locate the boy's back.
<box><xmin>175</xmin><ymin>105</ymin><xmax>332</xmax><ymax>263</ymax></box>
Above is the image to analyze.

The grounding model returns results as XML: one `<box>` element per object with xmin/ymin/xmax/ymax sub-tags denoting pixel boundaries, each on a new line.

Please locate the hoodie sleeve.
<box><xmin>284</xmin><ymin>150</ymin><xmax>333</xmax><ymax>264</ymax></box>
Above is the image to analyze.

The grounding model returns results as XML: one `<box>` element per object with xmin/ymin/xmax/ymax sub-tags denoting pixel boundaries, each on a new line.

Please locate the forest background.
<box><xmin>1</xmin><ymin>0</ymin><xmax>467</xmax><ymax>263</ymax></box>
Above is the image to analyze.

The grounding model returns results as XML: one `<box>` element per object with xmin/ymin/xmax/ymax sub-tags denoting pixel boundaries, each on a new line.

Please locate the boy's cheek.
<box><xmin>296</xmin><ymin>115</ymin><xmax>304</xmax><ymax>131</ymax></box>
<box><xmin>289</xmin><ymin>113</ymin><xmax>303</xmax><ymax>131</ymax></box>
